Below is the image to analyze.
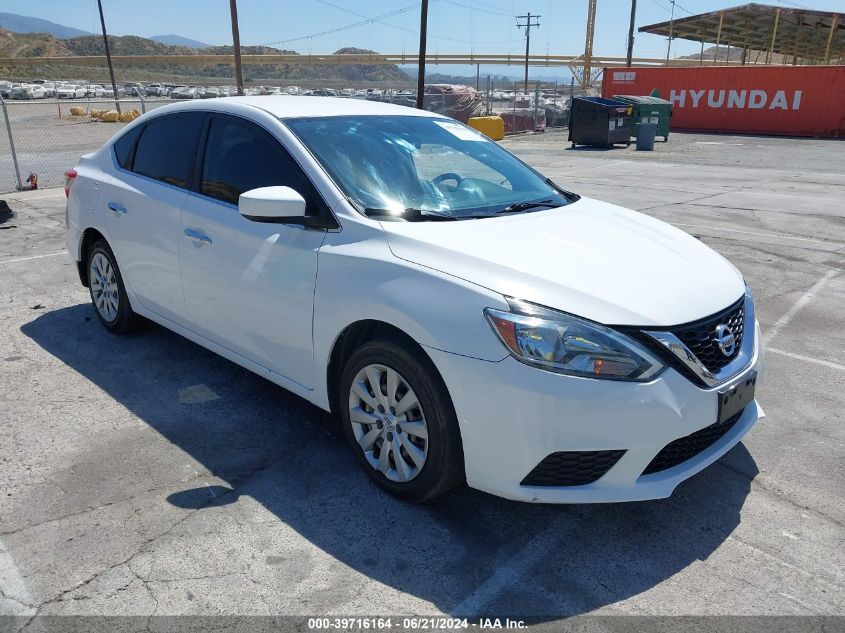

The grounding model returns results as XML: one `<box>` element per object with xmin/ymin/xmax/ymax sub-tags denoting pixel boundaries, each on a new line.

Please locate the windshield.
<box><xmin>285</xmin><ymin>115</ymin><xmax>575</xmax><ymax>220</ymax></box>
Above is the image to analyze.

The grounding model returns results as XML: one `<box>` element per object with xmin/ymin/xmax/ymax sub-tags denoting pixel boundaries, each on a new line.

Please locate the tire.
<box><xmin>339</xmin><ymin>337</ymin><xmax>464</xmax><ymax>502</ymax></box>
<box><xmin>86</xmin><ymin>239</ymin><xmax>143</xmax><ymax>334</ymax></box>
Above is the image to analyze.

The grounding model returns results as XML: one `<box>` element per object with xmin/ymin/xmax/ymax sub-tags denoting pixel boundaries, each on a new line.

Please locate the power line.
<box><xmin>273</xmin><ymin>0</ymin><xmax>521</xmax><ymax>48</ymax></box>
<box><xmin>647</xmin><ymin>0</ymin><xmax>672</xmax><ymax>14</ymax></box>
<box><xmin>471</xmin><ymin>0</ymin><xmax>513</xmax><ymax>12</ymax></box>
<box><xmin>775</xmin><ymin>0</ymin><xmax>812</xmax><ymax>9</ymax></box>
<box><xmin>261</xmin><ymin>2</ymin><xmax>422</xmax><ymax>46</ymax></box>
<box><xmin>442</xmin><ymin>0</ymin><xmax>513</xmax><ymax>17</ymax></box>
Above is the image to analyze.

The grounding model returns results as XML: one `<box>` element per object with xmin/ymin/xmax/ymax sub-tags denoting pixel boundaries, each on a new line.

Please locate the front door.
<box><xmin>179</xmin><ymin>114</ymin><xmax>327</xmax><ymax>389</ymax></box>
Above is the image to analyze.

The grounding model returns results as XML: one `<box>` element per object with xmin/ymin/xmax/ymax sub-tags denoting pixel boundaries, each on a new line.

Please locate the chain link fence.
<box><xmin>0</xmin><ymin>96</ymin><xmax>172</xmax><ymax>193</ymax></box>
<box><xmin>0</xmin><ymin>86</ymin><xmax>572</xmax><ymax>194</ymax></box>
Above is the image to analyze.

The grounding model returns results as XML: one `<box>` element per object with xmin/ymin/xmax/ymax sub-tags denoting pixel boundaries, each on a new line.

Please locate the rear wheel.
<box><xmin>339</xmin><ymin>337</ymin><xmax>464</xmax><ymax>502</ymax></box>
<box><xmin>86</xmin><ymin>240</ymin><xmax>142</xmax><ymax>334</ymax></box>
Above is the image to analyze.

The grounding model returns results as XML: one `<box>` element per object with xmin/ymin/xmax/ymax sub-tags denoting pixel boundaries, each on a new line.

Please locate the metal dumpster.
<box><xmin>568</xmin><ymin>97</ymin><xmax>633</xmax><ymax>148</ymax></box>
<box><xmin>614</xmin><ymin>95</ymin><xmax>672</xmax><ymax>141</ymax></box>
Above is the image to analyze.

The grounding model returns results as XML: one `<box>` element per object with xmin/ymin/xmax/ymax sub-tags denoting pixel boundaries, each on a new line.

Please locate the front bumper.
<box><xmin>426</xmin><ymin>321</ymin><xmax>764</xmax><ymax>503</ymax></box>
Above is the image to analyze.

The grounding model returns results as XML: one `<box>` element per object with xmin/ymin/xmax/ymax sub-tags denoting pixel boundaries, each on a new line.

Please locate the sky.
<box><xmin>5</xmin><ymin>0</ymin><xmax>843</xmax><ymax>80</ymax></box>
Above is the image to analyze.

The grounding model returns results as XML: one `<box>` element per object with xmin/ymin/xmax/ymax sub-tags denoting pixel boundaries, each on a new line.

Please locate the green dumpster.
<box><xmin>613</xmin><ymin>95</ymin><xmax>672</xmax><ymax>142</ymax></box>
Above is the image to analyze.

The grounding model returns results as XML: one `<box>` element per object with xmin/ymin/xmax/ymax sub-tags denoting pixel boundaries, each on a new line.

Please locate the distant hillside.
<box><xmin>0</xmin><ymin>31</ymin><xmax>411</xmax><ymax>85</ymax></box>
<box><xmin>0</xmin><ymin>12</ymin><xmax>90</xmax><ymax>39</ymax></box>
<box><xmin>150</xmin><ymin>34</ymin><xmax>212</xmax><ymax>49</ymax></box>
<box><xmin>679</xmin><ymin>45</ymin><xmax>788</xmax><ymax>64</ymax></box>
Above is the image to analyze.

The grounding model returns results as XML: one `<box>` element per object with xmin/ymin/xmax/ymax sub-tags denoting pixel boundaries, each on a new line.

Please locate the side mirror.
<box><xmin>238</xmin><ymin>186</ymin><xmax>306</xmax><ymax>222</ymax></box>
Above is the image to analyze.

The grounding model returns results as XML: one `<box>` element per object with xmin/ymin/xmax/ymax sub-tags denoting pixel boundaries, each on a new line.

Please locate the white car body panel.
<box><xmin>427</xmin><ymin>321</ymin><xmax>764</xmax><ymax>502</ymax></box>
<box><xmin>65</xmin><ymin>96</ymin><xmax>764</xmax><ymax>503</ymax></box>
<box><xmin>100</xmin><ymin>167</ymin><xmax>187</xmax><ymax>322</ymax></box>
<box><xmin>381</xmin><ymin>197</ymin><xmax>745</xmax><ymax>326</ymax></box>
<box><xmin>180</xmin><ymin>193</ymin><xmax>325</xmax><ymax>389</ymax></box>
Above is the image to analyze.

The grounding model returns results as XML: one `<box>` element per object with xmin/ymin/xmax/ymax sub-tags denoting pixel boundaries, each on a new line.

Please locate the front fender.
<box><xmin>312</xmin><ymin>226</ymin><xmax>509</xmax><ymax>410</ymax></box>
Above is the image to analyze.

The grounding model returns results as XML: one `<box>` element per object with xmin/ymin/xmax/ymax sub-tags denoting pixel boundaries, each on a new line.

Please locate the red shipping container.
<box><xmin>602</xmin><ymin>65</ymin><xmax>845</xmax><ymax>138</ymax></box>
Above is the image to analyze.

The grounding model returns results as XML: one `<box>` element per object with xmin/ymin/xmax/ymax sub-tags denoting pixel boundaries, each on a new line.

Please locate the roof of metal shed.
<box><xmin>639</xmin><ymin>3</ymin><xmax>844</xmax><ymax>63</ymax></box>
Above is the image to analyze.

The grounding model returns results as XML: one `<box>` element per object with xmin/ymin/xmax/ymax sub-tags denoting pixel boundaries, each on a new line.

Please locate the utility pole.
<box><xmin>626</xmin><ymin>0</ymin><xmax>637</xmax><ymax>67</ymax></box>
<box><xmin>582</xmin><ymin>0</ymin><xmax>597</xmax><ymax>90</ymax></box>
<box><xmin>416</xmin><ymin>0</ymin><xmax>429</xmax><ymax>109</ymax></box>
<box><xmin>229</xmin><ymin>0</ymin><xmax>245</xmax><ymax>95</ymax></box>
<box><xmin>665</xmin><ymin>0</ymin><xmax>676</xmax><ymax>64</ymax></box>
<box><xmin>516</xmin><ymin>13</ymin><xmax>540</xmax><ymax>92</ymax></box>
<box><xmin>96</xmin><ymin>0</ymin><xmax>120</xmax><ymax>114</ymax></box>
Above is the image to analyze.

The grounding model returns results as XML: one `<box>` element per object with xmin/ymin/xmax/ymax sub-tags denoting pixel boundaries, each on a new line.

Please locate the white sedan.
<box><xmin>65</xmin><ymin>97</ymin><xmax>764</xmax><ymax>503</ymax></box>
<box><xmin>57</xmin><ymin>84</ymin><xmax>86</xmax><ymax>99</ymax></box>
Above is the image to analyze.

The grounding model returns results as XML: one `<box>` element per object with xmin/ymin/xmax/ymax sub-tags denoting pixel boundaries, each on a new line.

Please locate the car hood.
<box><xmin>380</xmin><ymin>197</ymin><xmax>745</xmax><ymax>326</ymax></box>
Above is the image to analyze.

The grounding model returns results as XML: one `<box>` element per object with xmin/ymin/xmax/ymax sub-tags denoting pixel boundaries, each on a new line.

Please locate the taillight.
<box><xmin>64</xmin><ymin>169</ymin><xmax>77</xmax><ymax>198</ymax></box>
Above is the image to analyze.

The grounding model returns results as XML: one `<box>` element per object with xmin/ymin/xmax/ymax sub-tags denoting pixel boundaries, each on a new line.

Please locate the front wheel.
<box><xmin>339</xmin><ymin>338</ymin><xmax>464</xmax><ymax>502</ymax></box>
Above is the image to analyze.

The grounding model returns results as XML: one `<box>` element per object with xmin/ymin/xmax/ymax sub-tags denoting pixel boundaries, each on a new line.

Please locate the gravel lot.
<box><xmin>0</xmin><ymin>130</ymin><xmax>843</xmax><ymax>628</ymax></box>
<box><xmin>0</xmin><ymin>98</ymin><xmax>172</xmax><ymax>193</ymax></box>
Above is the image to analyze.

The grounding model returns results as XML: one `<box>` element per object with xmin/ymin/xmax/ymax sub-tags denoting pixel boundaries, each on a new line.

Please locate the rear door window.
<box><xmin>132</xmin><ymin>114</ymin><xmax>203</xmax><ymax>189</ymax></box>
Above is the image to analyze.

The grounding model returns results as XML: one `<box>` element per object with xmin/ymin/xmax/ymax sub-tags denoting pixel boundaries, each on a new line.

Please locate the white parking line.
<box><xmin>565</xmin><ymin>160</ymin><xmax>626</xmax><ymax>174</ymax></box>
<box><xmin>672</xmin><ymin>223</ymin><xmax>845</xmax><ymax>249</ymax></box>
<box><xmin>0</xmin><ymin>251</ymin><xmax>66</xmax><ymax>265</ymax></box>
<box><xmin>766</xmin><ymin>267</ymin><xmax>840</xmax><ymax>343</ymax></box>
<box><xmin>768</xmin><ymin>348</ymin><xmax>845</xmax><ymax>371</ymax></box>
<box><xmin>451</xmin><ymin>513</ymin><xmax>574</xmax><ymax>615</ymax></box>
<box><xmin>4</xmin><ymin>192</ymin><xmax>65</xmax><ymax>201</ymax></box>
<box><xmin>0</xmin><ymin>538</ymin><xmax>36</xmax><ymax>616</ymax></box>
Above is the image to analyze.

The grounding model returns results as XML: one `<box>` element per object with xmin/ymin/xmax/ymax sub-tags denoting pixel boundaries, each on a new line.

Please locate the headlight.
<box><xmin>484</xmin><ymin>298</ymin><xmax>664</xmax><ymax>381</ymax></box>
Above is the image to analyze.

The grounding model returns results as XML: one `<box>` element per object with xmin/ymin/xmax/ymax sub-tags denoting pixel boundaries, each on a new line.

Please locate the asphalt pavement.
<box><xmin>0</xmin><ymin>131</ymin><xmax>842</xmax><ymax>626</ymax></box>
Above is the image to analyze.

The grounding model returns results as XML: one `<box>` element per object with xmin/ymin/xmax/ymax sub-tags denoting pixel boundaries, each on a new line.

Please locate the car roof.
<box><xmin>157</xmin><ymin>95</ymin><xmax>443</xmax><ymax>120</ymax></box>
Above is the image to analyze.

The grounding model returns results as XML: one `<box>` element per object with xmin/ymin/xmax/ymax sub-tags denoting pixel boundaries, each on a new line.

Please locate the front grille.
<box><xmin>521</xmin><ymin>450</ymin><xmax>626</xmax><ymax>486</ymax></box>
<box><xmin>672</xmin><ymin>298</ymin><xmax>745</xmax><ymax>372</ymax></box>
<box><xmin>642</xmin><ymin>410</ymin><xmax>743</xmax><ymax>476</ymax></box>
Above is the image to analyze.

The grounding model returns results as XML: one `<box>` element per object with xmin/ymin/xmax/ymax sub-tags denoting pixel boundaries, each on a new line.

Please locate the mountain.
<box><xmin>150</xmin><ymin>34</ymin><xmax>211</xmax><ymax>49</ymax></box>
<box><xmin>0</xmin><ymin>12</ymin><xmax>90</xmax><ymax>39</ymax></box>
<box><xmin>678</xmin><ymin>45</ymin><xmax>787</xmax><ymax>65</ymax></box>
<box><xmin>0</xmin><ymin>30</ymin><xmax>411</xmax><ymax>85</ymax></box>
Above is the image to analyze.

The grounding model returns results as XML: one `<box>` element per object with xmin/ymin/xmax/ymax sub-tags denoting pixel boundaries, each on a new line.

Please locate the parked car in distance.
<box><xmin>28</xmin><ymin>84</ymin><xmax>47</xmax><ymax>99</ymax></box>
<box><xmin>170</xmin><ymin>86</ymin><xmax>196</xmax><ymax>99</ymax></box>
<box><xmin>102</xmin><ymin>86</ymin><xmax>127</xmax><ymax>98</ymax></box>
<box><xmin>0</xmin><ymin>81</ymin><xmax>11</xmax><ymax>97</ymax></box>
<box><xmin>146</xmin><ymin>83</ymin><xmax>167</xmax><ymax>97</ymax></box>
<box><xmin>10</xmin><ymin>83</ymin><xmax>46</xmax><ymax>99</ymax></box>
<box><xmin>123</xmin><ymin>83</ymin><xmax>143</xmax><ymax>96</ymax></box>
<box><xmin>87</xmin><ymin>85</ymin><xmax>105</xmax><ymax>98</ymax></box>
<box><xmin>42</xmin><ymin>82</ymin><xmax>57</xmax><ymax>97</ymax></box>
<box><xmin>57</xmin><ymin>84</ymin><xmax>86</xmax><ymax>99</ymax></box>
<box><xmin>65</xmin><ymin>97</ymin><xmax>764</xmax><ymax>504</ymax></box>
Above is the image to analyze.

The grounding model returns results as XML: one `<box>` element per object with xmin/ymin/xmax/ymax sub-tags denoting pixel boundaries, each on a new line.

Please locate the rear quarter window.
<box><xmin>131</xmin><ymin>114</ymin><xmax>204</xmax><ymax>189</ymax></box>
<box><xmin>112</xmin><ymin>124</ymin><xmax>144</xmax><ymax>169</ymax></box>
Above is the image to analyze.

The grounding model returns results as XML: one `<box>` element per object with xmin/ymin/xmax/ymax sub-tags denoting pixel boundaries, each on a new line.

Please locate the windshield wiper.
<box><xmin>497</xmin><ymin>199</ymin><xmax>560</xmax><ymax>214</ymax></box>
<box><xmin>545</xmin><ymin>178</ymin><xmax>580</xmax><ymax>202</ymax></box>
<box><xmin>364</xmin><ymin>207</ymin><xmax>456</xmax><ymax>221</ymax></box>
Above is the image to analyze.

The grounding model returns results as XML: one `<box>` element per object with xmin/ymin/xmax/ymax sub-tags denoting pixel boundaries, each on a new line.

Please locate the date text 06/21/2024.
<box><xmin>307</xmin><ymin>617</ymin><xmax>527</xmax><ymax>630</ymax></box>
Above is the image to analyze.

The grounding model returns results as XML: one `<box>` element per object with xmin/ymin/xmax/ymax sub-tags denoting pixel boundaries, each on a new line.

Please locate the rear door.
<box><xmin>179</xmin><ymin>114</ymin><xmax>328</xmax><ymax>388</ymax></box>
<box><xmin>103</xmin><ymin>112</ymin><xmax>204</xmax><ymax>322</ymax></box>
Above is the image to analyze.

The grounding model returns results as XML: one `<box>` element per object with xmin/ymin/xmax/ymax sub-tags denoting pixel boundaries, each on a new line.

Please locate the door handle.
<box><xmin>107</xmin><ymin>202</ymin><xmax>127</xmax><ymax>215</ymax></box>
<box><xmin>184</xmin><ymin>228</ymin><xmax>212</xmax><ymax>245</ymax></box>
